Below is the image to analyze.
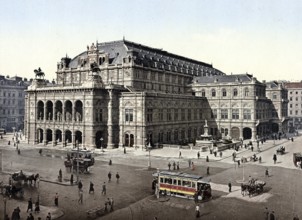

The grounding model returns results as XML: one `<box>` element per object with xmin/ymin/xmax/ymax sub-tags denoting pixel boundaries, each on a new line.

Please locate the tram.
<box><xmin>153</xmin><ymin>171</ymin><xmax>212</xmax><ymax>201</ymax></box>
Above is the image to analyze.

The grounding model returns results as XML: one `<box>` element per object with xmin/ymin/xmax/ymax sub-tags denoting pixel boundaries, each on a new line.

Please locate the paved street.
<box><xmin>0</xmin><ymin>132</ymin><xmax>302</xmax><ymax>220</ymax></box>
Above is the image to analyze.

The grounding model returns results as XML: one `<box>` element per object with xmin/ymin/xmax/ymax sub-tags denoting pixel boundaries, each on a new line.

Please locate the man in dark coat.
<box><xmin>27</xmin><ymin>198</ymin><xmax>33</xmax><ymax>212</ymax></box>
<box><xmin>108</xmin><ymin>172</ymin><xmax>112</xmax><ymax>182</ymax></box>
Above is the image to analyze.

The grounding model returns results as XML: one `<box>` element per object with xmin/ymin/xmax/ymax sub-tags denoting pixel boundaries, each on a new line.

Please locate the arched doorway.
<box><xmin>243</xmin><ymin>127</ymin><xmax>252</xmax><ymax>140</ymax></box>
<box><xmin>75</xmin><ymin>130</ymin><xmax>82</xmax><ymax>146</ymax></box>
<box><xmin>65</xmin><ymin>100</ymin><xmax>73</xmax><ymax>121</ymax></box>
<box><xmin>65</xmin><ymin>130</ymin><xmax>72</xmax><ymax>144</ymax></box>
<box><xmin>46</xmin><ymin>129</ymin><xmax>52</xmax><ymax>143</ymax></box>
<box><xmin>37</xmin><ymin>128</ymin><xmax>43</xmax><ymax>143</ymax></box>
<box><xmin>124</xmin><ymin>133</ymin><xmax>134</xmax><ymax>147</ymax></box>
<box><xmin>231</xmin><ymin>127</ymin><xmax>240</xmax><ymax>140</ymax></box>
<box><xmin>75</xmin><ymin>100</ymin><xmax>83</xmax><ymax>122</ymax></box>
<box><xmin>37</xmin><ymin>101</ymin><xmax>44</xmax><ymax>120</ymax></box>
<box><xmin>55</xmin><ymin>130</ymin><xmax>62</xmax><ymax>143</ymax></box>
<box><xmin>95</xmin><ymin>131</ymin><xmax>103</xmax><ymax>148</ymax></box>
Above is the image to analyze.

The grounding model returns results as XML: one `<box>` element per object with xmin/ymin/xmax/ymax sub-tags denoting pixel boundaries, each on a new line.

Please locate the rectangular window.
<box><xmin>159</xmin><ymin>109</ymin><xmax>164</xmax><ymax>121</ymax></box>
<box><xmin>221</xmin><ymin>109</ymin><xmax>228</xmax><ymax>119</ymax></box>
<box><xmin>147</xmin><ymin>109</ymin><xmax>153</xmax><ymax>122</ymax></box>
<box><xmin>199</xmin><ymin>109</ymin><xmax>203</xmax><ymax>120</ymax></box>
<box><xmin>174</xmin><ymin>130</ymin><xmax>178</xmax><ymax>141</ymax></box>
<box><xmin>167</xmin><ymin>131</ymin><xmax>171</xmax><ymax>142</ymax></box>
<box><xmin>194</xmin><ymin>109</ymin><xmax>197</xmax><ymax>120</ymax></box>
<box><xmin>243</xmin><ymin>109</ymin><xmax>251</xmax><ymax>120</ymax></box>
<box><xmin>188</xmin><ymin>109</ymin><xmax>191</xmax><ymax>121</ymax></box>
<box><xmin>181</xmin><ymin>109</ymin><xmax>185</xmax><ymax>121</ymax></box>
<box><xmin>232</xmin><ymin>109</ymin><xmax>239</xmax><ymax>119</ymax></box>
<box><xmin>211</xmin><ymin>109</ymin><xmax>217</xmax><ymax>119</ymax></box>
<box><xmin>167</xmin><ymin>109</ymin><xmax>172</xmax><ymax>121</ymax></box>
<box><xmin>125</xmin><ymin>109</ymin><xmax>133</xmax><ymax>122</ymax></box>
<box><xmin>174</xmin><ymin>109</ymin><xmax>178</xmax><ymax>121</ymax></box>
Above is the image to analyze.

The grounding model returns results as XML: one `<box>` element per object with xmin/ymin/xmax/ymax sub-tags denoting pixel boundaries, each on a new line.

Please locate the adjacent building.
<box><xmin>284</xmin><ymin>82</ymin><xmax>302</xmax><ymax>131</ymax></box>
<box><xmin>0</xmin><ymin>75</ymin><xmax>31</xmax><ymax>132</ymax></box>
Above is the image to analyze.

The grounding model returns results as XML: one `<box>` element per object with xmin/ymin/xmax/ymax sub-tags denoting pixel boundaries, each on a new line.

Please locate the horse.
<box><xmin>34</xmin><ymin>67</ymin><xmax>45</xmax><ymax>78</ymax></box>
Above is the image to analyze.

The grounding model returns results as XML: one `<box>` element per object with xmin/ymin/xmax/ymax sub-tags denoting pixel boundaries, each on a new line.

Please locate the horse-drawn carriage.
<box><xmin>64</xmin><ymin>149</ymin><xmax>95</xmax><ymax>173</ymax></box>
<box><xmin>293</xmin><ymin>153</ymin><xmax>302</xmax><ymax>168</ymax></box>
<box><xmin>11</xmin><ymin>171</ymin><xmax>39</xmax><ymax>185</ymax></box>
<box><xmin>241</xmin><ymin>179</ymin><xmax>266</xmax><ymax>197</ymax></box>
<box><xmin>276</xmin><ymin>146</ymin><xmax>285</xmax><ymax>155</ymax></box>
<box><xmin>0</xmin><ymin>180</ymin><xmax>24</xmax><ymax>198</ymax></box>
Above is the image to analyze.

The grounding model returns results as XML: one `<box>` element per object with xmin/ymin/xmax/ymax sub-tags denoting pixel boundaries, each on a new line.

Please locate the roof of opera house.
<box><xmin>69</xmin><ymin>39</ymin><xmax>224</xmax><ymax>75</ymax></box>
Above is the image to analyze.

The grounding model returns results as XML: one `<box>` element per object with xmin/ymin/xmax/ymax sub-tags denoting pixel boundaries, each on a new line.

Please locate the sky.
<box><xmin>0</xmin><ymin>0</ymin><xmax>302</xmax><ymax>82</ymax></box>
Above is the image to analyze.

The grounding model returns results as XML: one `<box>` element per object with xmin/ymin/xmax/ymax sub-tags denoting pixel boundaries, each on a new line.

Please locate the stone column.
<box><xmin>107</xmin><ymin>90</ymin><xmax>114</xmax><ymax>148</ymax></box>
<box><xmin>43</xmin><ymin>130</ymin><xmax>47</xmax><ymax>145</ymax></box>
<box><xmin>72</xmin><ymin>133</ymin><xmax>76</xmax><ymax>148</ymax></box>
<box><xmin>62</xmin><ymin>131</ymin><xmax>66</xmax><ymax>147</ymax></box>
<box><xmin>53</xmin><ymin>104</ymin><xmax>56</xmax><ymax>121</ymax></box>
<box><xmin>53</xmin><ymin>131</ymin><xmax>56</xmax><ymax>146</ymax></box>
<box><xmin>44</xmin><ymin>104</ymin><xmax>47</xmax><ymax>122</ymax></box>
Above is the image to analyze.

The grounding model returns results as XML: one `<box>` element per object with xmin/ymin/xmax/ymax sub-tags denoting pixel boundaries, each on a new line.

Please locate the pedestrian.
<box><xmin>54</xmin><ymin>193</ymin><xmax>58</xmax><ymax>206</ymax></box>
<box><xmin>265</xmin><ymin>168</ymin><xmax>269</xmax><ymax>177</ymax></box>
<box><xmin>110</xmin><ymin>198</ymin><xmax>114</xmax><ymax>211</ymax></box>
<box><xmin>27</xmin><ymin>198</ymin><xmax>33</xmax><ymax>212</ymax></box>
<box><xmin>59</xmin><ymin>169</ymin><xmax>62</xmax><ymax>178</ymax></box>
<box><xmin>219</xmin><ymin>151</ymin><xmax>222</xmax><ymax>158</ymax></box>
<box><xmin>70</xmin><ymin>174</ymin><xmax>73</xmax><ymax>185</ymax></box>
<box><xmin>197</xmin><ymin>151</ymin><xmax>200</xmax><ymax>159</ymax></box>
<box><xmin>191</xmin><ymin>162</ymin><xmax>195</xmax><ymax>170</ymax></box>
<box><xmin>108</xmin><ymin>171</ymin><xmax>112</xmax><ymax>182</ymax></box>
<box><xmin>291</xmin><ymin>137</ymin><xmax>294</xmax><ymax>142</ymax></box>
<box><xmin>109</xmin><ymin>159</ymin><xmax>112</xmax><ymax>165</ymax></box>
<box><xmin>104</xmin><ymin>200</ymin><xmax>108</xmax><ymax>212</ymax></box>
<box><xmin>78</xmin><ymin>189</ymin><xmax>83</xmax><ymax>204</ymax></box>
<box><xmin>251</xmin><ymin>145</ymin><xmax>254</xmax><ymax>152</ymax></box>
<box><xmin>39</xmin><ymin>149</ymin><xmax>42</xmax><ymax>155</ymax></box>
<box><xmin>259</xmin><ymin>156</ymin><xmax>262</xmax><ymax>163</ymax></box>
<box><xmin>89</xmin><ymin>181</ymin><xmax>94</xmax><ymax>193</ymax></box>
<box><xmin>188</xmin><ymin>159</ymin><xmax>191</xmax><ymax>168</ymax></box>
<box><xmin>116</xmin><ymin>172</ymin><xmax>120</xmax><ymax>183</ymax></box>
<box><xmin>228</xmin><ymin>182</ymin><xmax>232</xmax><ymax>192</ymax></box>
<box><xmin>177</xmin><ymin>162</ymin><xmax>180</xmax><ymax>170</ymax></box>
<box><xmin>173</xmin><ymin>161</ymin><xmax>176</xmax><ymax>170</ymax></box>
<box><xmin>78</xmin><ymin>180</ymin><xmax>83</xmax><ymax>191</ymax></box>
<box><xmin>34</xmin><ymin>201</ymin><xmax>40</xmax><ymax>213</ymax></box>
<box><xmin>27</xmin><ymin>213</ymin><xmax>34</xmax><ymax>220</ymax></box>
<box><xmin>124</xmin><ymin>147</ymin><xmax>126</xmax><ymax>154</ymax></box>
<box><xmin>46</xmin><ymin>212</ymin><xmax>51</xmax><ymax>220</ymax></box>
<box><xmin>168</xmin><ymin>162</ymin><xmax>171</xmax><ymax>170</ymax></box>
<box><xmin>207</xmin><ymin>166</ymin><xmax>210</xmax><ymax>175</ymax></box>
<box><xmin>273</xmin><ymin>154</ymin><xmax>277</xmax><ymax>164</ymax></box>
<box><xmin>194</xmin><ymin>192</ymin><xmax>198</xmax><ymax>204</ymax></box>
<box><xmin>269</xmin><ymin>211</ymin><xmax>275</xmax><ymax>220</ymax></box>
<box><xmin>195</xmin><ymin>204</ymin><xmax>200</xmax><ymax>218</ymax></box>
<box><xmin>206</xmin><ymin>156</ymin><xmax>209</xmax><ymax>162</ymax></box>
<box><xmin>264</xmin><ymin>207</ymin><xmax>269</xmax><ymax>220</ymax></box>
<box><xmin>213</xmin><ymin>151</ymin><xmax>217</xmax><ymax>157</ymax></box>
<box><xmin>237</xmin><ymin>160</ymin><xmax>240</xmax><ymax>167</ymax></box>
<box><xmin>179</xmin><ymin>151</ymin><xmax>182</xmax><ymax>158</ymax></box>
<box><xmin>102</xmin><ymin>182</ymin><xmax>106</xmax><ymax>195</ymax></box>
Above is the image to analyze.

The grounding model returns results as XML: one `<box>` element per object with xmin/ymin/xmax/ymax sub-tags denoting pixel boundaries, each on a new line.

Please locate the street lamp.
<box><xmin>147</xmin><ymin>141</ymin><xmax>152</xmax><ymax>170</ymax></box>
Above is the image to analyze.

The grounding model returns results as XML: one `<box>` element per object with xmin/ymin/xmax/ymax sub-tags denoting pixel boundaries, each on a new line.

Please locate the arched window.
<box><xmin>201</xmin><ymin>89</ymin><xmax>205</xmax><ymax>97</ymax></box>
<box><xmin>244</xmin><ymin>88</ymin><xmax>249</xmax><ymax>96</ymax></box>
<box><xmin>233</xmin><ymin>88</ymin><xmax>238</xmax><ymax>97</ymax></box>
<box><xmin>222</xmin><ymin>88</ymin><xmax>227</xmax><ymax>97</ymax></box>
<box><xmin>211</xmin><ymin>89</ymin><xmax>216</xmax><ymax>97</ymax></box>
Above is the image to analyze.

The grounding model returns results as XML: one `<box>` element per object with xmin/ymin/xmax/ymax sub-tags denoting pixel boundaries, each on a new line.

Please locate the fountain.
<box><xmin>196</xmin><ymin>120</ymin><xmax>215</xmax><ymax>151</ymax></box>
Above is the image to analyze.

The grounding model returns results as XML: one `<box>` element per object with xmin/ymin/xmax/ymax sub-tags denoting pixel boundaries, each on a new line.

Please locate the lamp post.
<box><xmin>147</xmin><ymin>142</ymin><xmax>152</xmax><ymax>170</ymax></box>
<box><xmin>76</xmin><ymin>140</ymin><xmax>79</xmax><ymax>184</ymax></box>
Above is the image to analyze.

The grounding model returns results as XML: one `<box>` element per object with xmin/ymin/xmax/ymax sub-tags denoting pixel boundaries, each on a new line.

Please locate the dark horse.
<box><xmin>34</xmin><ymin>67</ymin><xmax>45</xmax><ymax>78</ymax></box>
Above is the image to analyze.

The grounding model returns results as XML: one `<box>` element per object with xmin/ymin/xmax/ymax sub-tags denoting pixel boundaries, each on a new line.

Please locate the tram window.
<box><xmin>178</xmin><ymin>180</ymin><xmax>182</xmax><ymax>186</ymax></box>
<box><xmin>183</xmin><ymin>180</ymin><xmax>191</xmax><ymax>187</ymax></box>
<box><xmin>165</xmin><ymin>178</ymin><xmax>172</xmax><ymax>184</ymax></box>
<box><xmin>160</xmin><ymin>178</ymin><xmax>164</xmax><ymax>183</ymax></box>
<box><xmin>192</xmin><ymin>182</ymin><xmax>196</xmax><ymax>188</ymax></box>
<box><xmin>173</xmin><ymin>179</ymin><xmax>177</xmax><ymax>185</ymax></box>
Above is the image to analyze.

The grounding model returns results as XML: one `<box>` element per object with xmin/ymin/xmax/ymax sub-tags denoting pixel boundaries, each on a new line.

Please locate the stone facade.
<box><xmin>25</xmin><ymin>39</ymin><xmax>289</xmax><ymax>149</ymax></box>
<box><xmin>25</xmin><ymin>40</ymin><xmax>221</xmax><ymax>148</ymax></box>
<box><xmin>284</xmin><ymin>82</ymin><xmax>302</xmax><ymax>131</ymax></box>
<box><xmin>191</xmin><ymin>75</ymin><xmax>289</xmax><ymax>140</ymax></box>
<box><xmin>0</xmin><ymin>75</ymin><xmax>31</xmax><ymax>132</ymax></box>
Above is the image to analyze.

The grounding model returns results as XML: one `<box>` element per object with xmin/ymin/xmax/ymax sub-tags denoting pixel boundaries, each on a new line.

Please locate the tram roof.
<box><xmin>154</xmin><ymin>171</ymin><xmax>203</xmax><ymax>180</ymax></box>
